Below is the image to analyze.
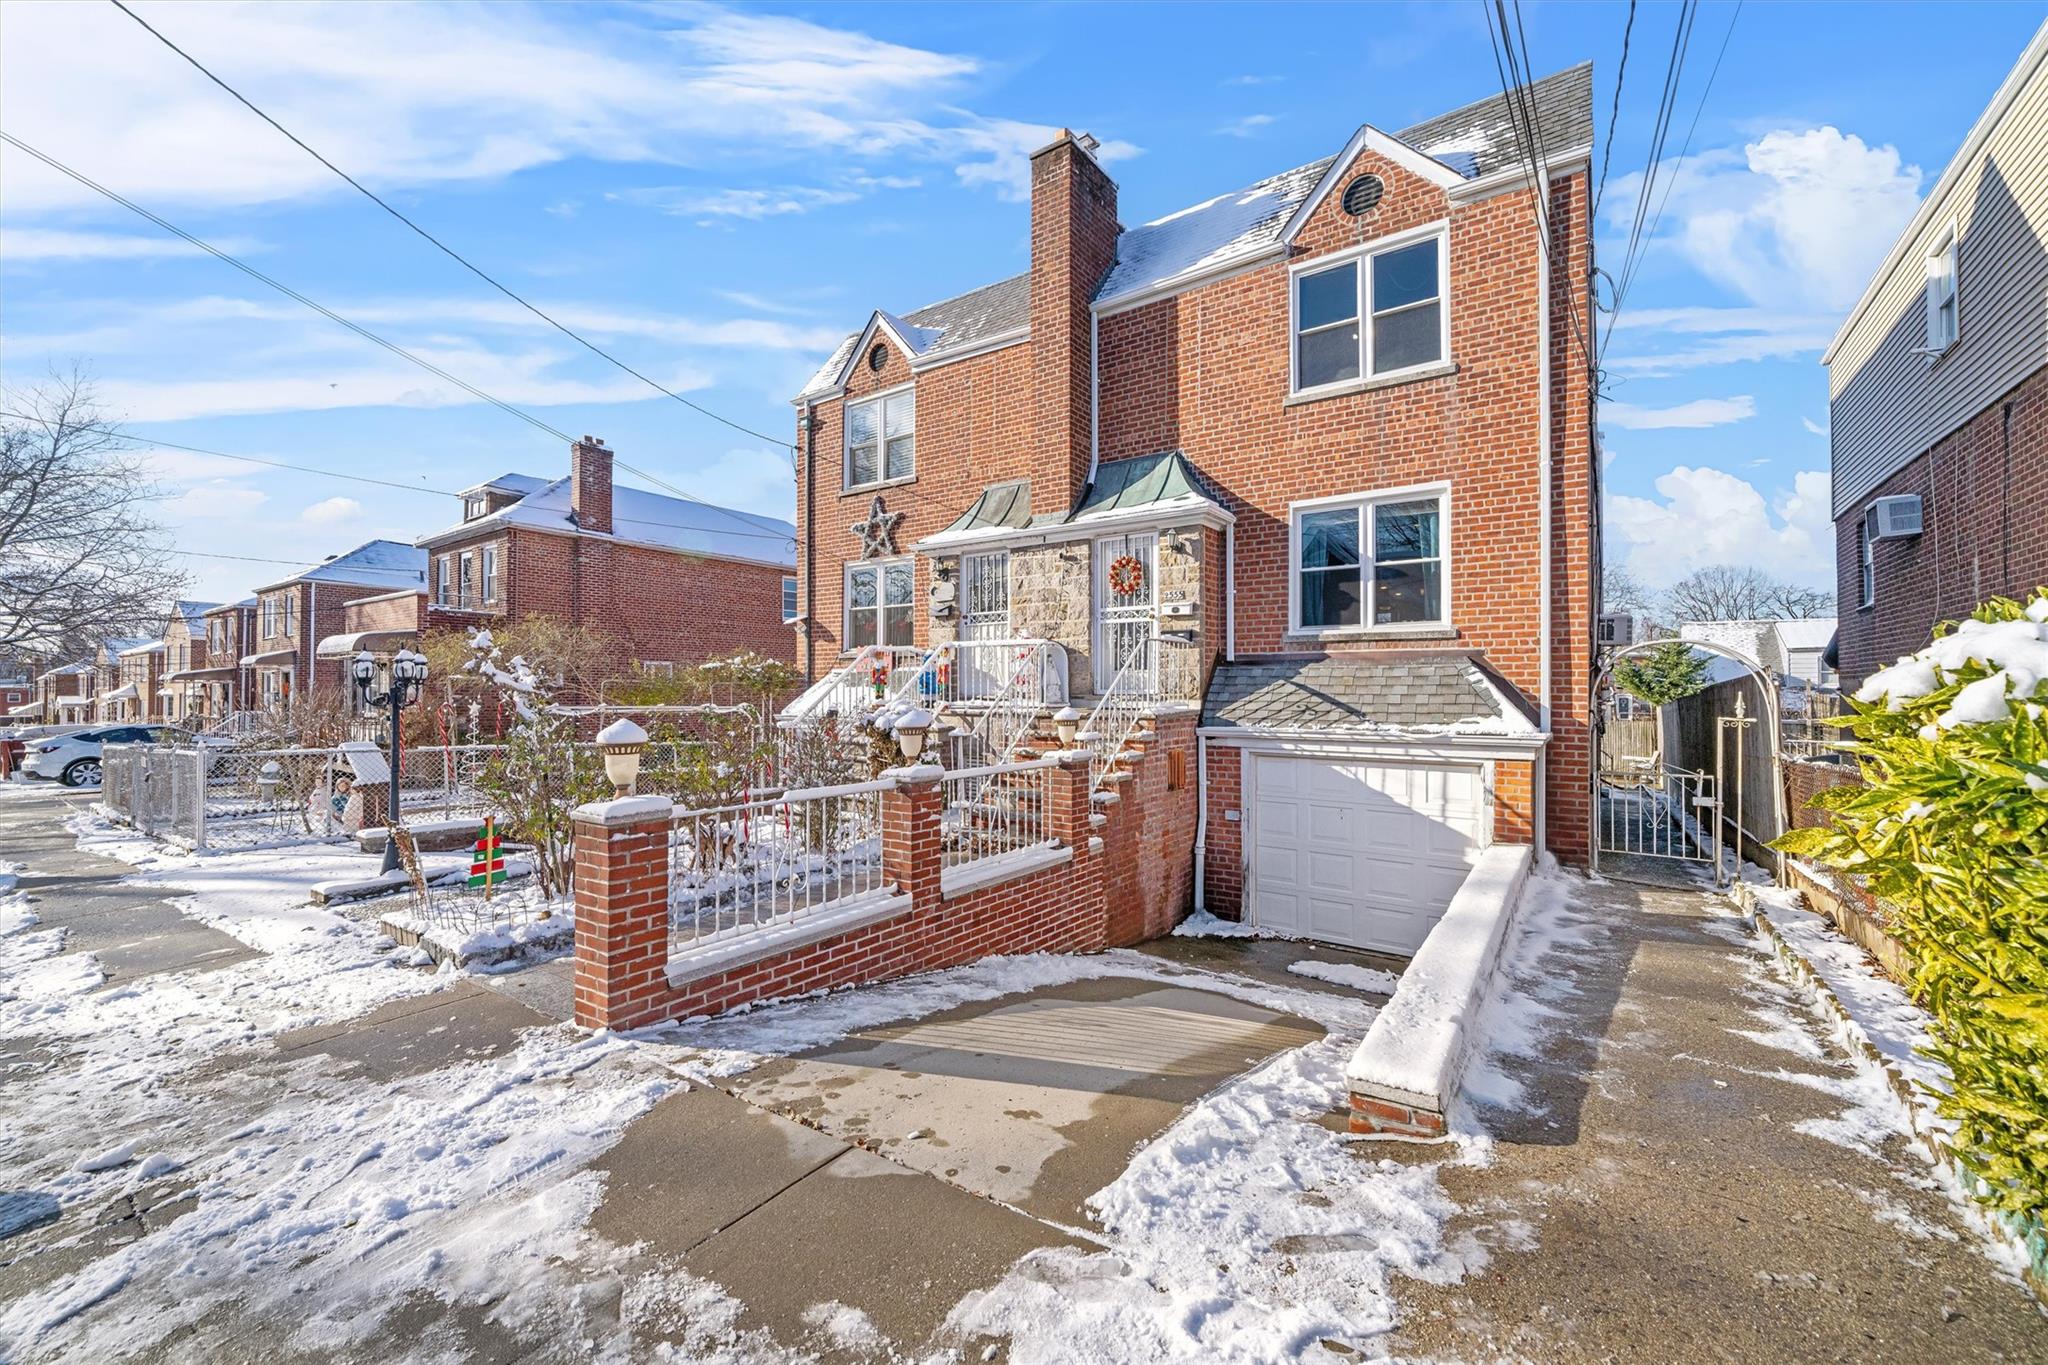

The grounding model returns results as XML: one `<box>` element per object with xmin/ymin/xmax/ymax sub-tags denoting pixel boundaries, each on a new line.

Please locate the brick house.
<box><xmin>112</xmin><ymin>640</ymin><xmax>165</xmax><ymax>723</ymax></box>
<box><xmin>413</xmin><ymin>437</ymin><xmax>798</xmax><ymax>677</ymax></box>
<box><xmin>30</xmin><ymin>662</ymin><xmax>92</xmax><ymax>723</ymax></box>
<box><xmin>170</xmin><ymin>599</ymin><xmax>259</xmax><ymax>724</ymax></box>
<box><xmin>0</xmin><ymin>672</ymin><xmax>27</xmax><ymax>717</ymax></box>
<box><xmin>155</xmin><ymin>600</ymin><xmax>222</xmax><ymax>725</ymax></box>
<box><xmin>1824</xmin><ymin>21</ymin><xmax>2047</xmax><ymax>689</ymax></box>
<box><xmin>244</xmin><ymin>541</ymin><xmax>428</xmax><ymax>713</ymax></box>
<box><xmin>788</xmin><ymin>66</ymin><xmax>1597</xmax><ymax>957</ymax></box>
<box><xmin>88</xmin><ymin>637</ymin><xmax>154</xmax><ymax>722</ymax></box>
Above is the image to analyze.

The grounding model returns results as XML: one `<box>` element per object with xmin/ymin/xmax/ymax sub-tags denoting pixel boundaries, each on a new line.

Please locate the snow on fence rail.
<box><xmin>667</xmin><ymin>775</ymin><xmax>893</xmax><ymax>953</ymax></box>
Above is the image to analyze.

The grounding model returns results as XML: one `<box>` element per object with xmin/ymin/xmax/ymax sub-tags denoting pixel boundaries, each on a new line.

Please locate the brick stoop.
<box><xmin>1348</xmin><ymin>1092</ymin><xmax>1448</xmax><ymax>1139</ymax></box>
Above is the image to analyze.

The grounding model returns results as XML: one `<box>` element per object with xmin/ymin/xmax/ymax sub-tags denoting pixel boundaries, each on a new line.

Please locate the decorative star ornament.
<box><xmin>851</xmin><ymin>495</ymin><xmax>904</xmax><ymax>558</ymax></box>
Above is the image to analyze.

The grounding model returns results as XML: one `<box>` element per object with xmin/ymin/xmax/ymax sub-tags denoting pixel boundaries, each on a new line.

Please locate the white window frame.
<box><xmin>637</xmin><ymin>660</ymin><xmax>675</xmax><ymax>678</ymax></box>
<box><xmin>282</xmin><ymin>593</ymin><xmax>296</xmax><ymax>639</ymax></box>
<box><xmin>843</xmin><ymin>383</ymin><xmax>916</xmax><ymax>490</ymax></box>
<box><xmin>1859</xmin><ymin>510</ymin><xmax>1877</xmax><ymax>609</ymax></box>
<box><xmin>458</xmin><ymin>550</ymin><xmax>475</xmax><ymax>609</ymax></box>
<box><xmin>481</xmin><ymin>545</ymin><xmax>499</xmax><ymax>604</ymax></box>
<box><xmin>463</xmin><ymin>494</ymin><xmax>488</xmax><ymax>521</ymax></box>
<box><xmin>1288</xmin><ymin>221</ymin><xmax>1451</xmax><ymax>396</ymax></box>
<box><xmin>1924</xmin><ymin>219</ymin><xmax>1958</xmax><ymax>355</ymax></box>
<box><xmin>782</xmin><ymin>575</ymin><xmax>799</xmax><ymax>623</ymax></box>
<box><xmin>843</xmin><ymin>556</ymin><xmax>915</xmax><ymax>650</ymax></box>
<box><xmin>1286</xmin><ymin>482</ymin><xmax>1452</xmax><ymax>635</ymax></box>
<box><xmin>436</xmin><ymin>555</ymin><xmax>452</xmax><ymax>606</ymax></box>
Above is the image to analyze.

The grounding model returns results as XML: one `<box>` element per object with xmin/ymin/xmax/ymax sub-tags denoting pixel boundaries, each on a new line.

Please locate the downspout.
<box><xmin>1533</xmin><ymin>166</ymin><xmax>1553</xmax><ymax>859</ymax></box>
<box><xmin>802</xmin><ymin>400</ymin><xmax>817</xmax><ymax>679</ymax></box>
<box><xmin>1193</xmin><ymin>731</ymin><xmax>1209</xmax><ymax>911</ymax></box>
<box><xmin>1087</xmin><ymin>311</ymin><xmax>1100</xmax><ymax>489</ymax></box>
<box><xmin>307</xmin><ymin>581</ymin><xmax>317</xmax><ymax>703</ymax></box>
<box><xmin>1225</xmin><ymin>522</ymin><xmax>1236</xmax><ymax>662</ymax></box>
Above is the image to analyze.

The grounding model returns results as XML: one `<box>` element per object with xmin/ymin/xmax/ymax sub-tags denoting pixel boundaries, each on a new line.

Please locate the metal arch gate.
<box><xmin>1590</xmin><ymin>645</ymin><xmax>1782</xmax><ymax>888</ymax></box>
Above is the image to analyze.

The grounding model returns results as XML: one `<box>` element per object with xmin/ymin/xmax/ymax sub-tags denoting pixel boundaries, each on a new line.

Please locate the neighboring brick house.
<box><xmin>156</xmin><ymin>599</ymin><xmax>223</xmax><ymax>725</ymax></box>
<box><xmin>413</xmin><ymin>437</ymin><xmax>798</xmax><ymax>678</ymax></box>
<box><xmin>30</xmin><ymin>662</ymin><xmax>93</xmax><ymax>723</ymax></box>
<box><xmin>790</xmin><ymin>66</ymin><xmax>1598</xmax><ymax>956</ymax></box>
<box><xmin>173</xmin><ymin>599</ymin><xmax>259</xmax><ymax>723</ymax></box>
<box><xmin>112</xmin><ymin>640</ymin><xmax>165</xmax><ymax>723</ymax></box>
<box><xmin>1825</xmin><ymin>21</ymin><xmax>2047</xmax><ymax>689</ymax></box>
<box><xmin>0</xmin><ymin>673</ymin><xmax>28</xmax><ymax>716</ymax></box>
<box><xmin>244</xmin><ymin>541</ymin><xmax>428</xmax><ymax>713</ymax></box>
<box><xmin>89</xmin><ymin>636</ymin><xmax>154</xmax><ymax>722</ymax></box>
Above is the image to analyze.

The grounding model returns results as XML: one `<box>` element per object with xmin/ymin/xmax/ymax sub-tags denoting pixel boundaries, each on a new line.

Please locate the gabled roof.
<box><xmin>256</xmin><ymin>539</ymin><xmax>428</xmax><ymax>594</ymax></box>
<box><xmin>795</xmin><ymin>64</ymin><xmax>1593</xmax><ymax>392</ymax></box>
<box><xmin>420</xmin><ymin>477</ymin><xmax>796</xmax><ymax>569</ymax></box>
<box><xmin>170</xmin><ymin>599</ymin><xmax>222</xmax><ymax>629</ymax></box>
<box><xmin>797</xmin><ymin>274</ymin><xmax>1031</xmax><ymax>401</ymax></box>
<box><xmin>98</xmin><ymin>636</ymin><xmax>153</xmax><ymax>660</ymax></box>
<box><xmin>202</xmin><ymin>597</ymin><xmax>258</xmax><ymax>616</ymax></box>
<box><xmin>1772</xmin><ymin>618</ymin><xmax>1838</xmax><ymax>652</ymax></box>
<box><xmin>460</xmin><ymin>472</ymin><xmax>551</xmax><ymax>498</ymax></box>
<box><xmin>117</xmin><ymin>639</ymin><xmax>166</xmax><ymax>658</ymax></box>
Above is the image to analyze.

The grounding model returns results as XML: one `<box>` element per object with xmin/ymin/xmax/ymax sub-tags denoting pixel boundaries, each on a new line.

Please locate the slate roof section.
<box><xmin>420</xmin><ymin>479</ymin><xmax>797</xmax><ymax>569</ymax></box>
<box><xmin>798</xmin><ymin>274</ymin><xmax>1032</xmax><ymax>400</ymax></box>
<box><xmin>796</xmin><ymin>65</ymin><xmax>1591</xmax><ymax>392</ymax></box>
<box><xmin>1202</xmin><ymin>655</ymin><xmax>1538</xmax><ymax>734</ymax></box>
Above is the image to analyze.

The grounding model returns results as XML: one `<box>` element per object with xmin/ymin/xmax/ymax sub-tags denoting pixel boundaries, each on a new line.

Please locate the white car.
<box><xmin>20</xmin><ymin>724</ymin><xmax>183</xmax><ymax>788</ymax></box>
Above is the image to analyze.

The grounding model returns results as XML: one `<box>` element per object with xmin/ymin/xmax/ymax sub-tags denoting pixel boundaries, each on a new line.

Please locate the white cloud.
<box><xmin>609</xmin><ymin>185</ymin><xmax>863</xmax><ymax>220</ymax></box>
<box><xmin>1607</xmin><ymin>466</ymin><xmax>1835</xmax><ymax>588</ymax></box>
<box><xmin>1601</xmin><ymin>305</ymin><xmax>1840</xmax><ymax>377</ymax></box>
<box><xmin>1602</xmin><ymin>395</ymin><xmax>1757</xmax><ymax>430</ymax></box>
<box><xmin>0</xmin><ymin>227</ymin><xmax>261</xmax><ymax>261</ymax></box>
<box><xmin>1802</xmin><ymin>417</ymin><xmax>1828</xmax><ymax>436</ymax></box>
<box><xmin>165</xmin><ymin>480</ymin><xmax>268</xmax><ymax>520</ymax></box>
<box><xmin>1214</xmin><ymin>114</ymin><xmax>1278</xmax><ymax>138</ymax></box>
<box><xmin>301</xmin><ymin>496</ymin><xmax>362</xmax><ymax>524</ymax></box>
<box><xmin>1222</xmin><ymin>75</ymin><xmax>1283</xmax><ymax>87</ymax></box>
<box><xmin>0</xmin><ymin>2</ymin><xmax>1134</xmax><ymax>219</ymax></box>
<box><xmin>1606</xmin><ymin>127</ymin><xmax>1922</xmax><ymax>312</ymax></box>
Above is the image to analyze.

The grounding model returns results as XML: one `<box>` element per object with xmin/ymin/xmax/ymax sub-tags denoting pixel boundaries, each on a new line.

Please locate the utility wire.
<box><xmin>0</xmin><ymin>131</ymin><xmax>575</xmax><ymax>447</ymax></box>
<box><xmin>1592</xmin><ymin>0</ymin><xmax>1637</xmax><ymax>223</ymax></box>
<box><xmin>0</xmin><ymin>133</ymin><xmax>792</xmax><ymax>544</ymax></box>
<box><xmin>1607</xmin><ymin>0</ymin><xmax>1699</xmax><ymax>331</ymax></box>
<box><xmin>1627</xmin><ymin>0</ymin><xmax>1743</xmax><ymax>307</ymax></box>
<box><xmin>107</xmin><ymin>0</ymin><xmax>797</xmax><ymax>455</ymax></box>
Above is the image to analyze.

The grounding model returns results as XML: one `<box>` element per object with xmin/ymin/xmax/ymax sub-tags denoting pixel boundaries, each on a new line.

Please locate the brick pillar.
<box><xmin>881</xmin><ymin>767</ymin><xmax>943</xmax><ymax>909</ymax></box>
<box><xmin>571</xmin><ymin>795</ymin><xmax>673</xmax><ymax>1030</ymax></box>
<box><xmin>1049</xmin><ymin>750</ymin><xmax>1094</xmax><ymax>851</ymax></box>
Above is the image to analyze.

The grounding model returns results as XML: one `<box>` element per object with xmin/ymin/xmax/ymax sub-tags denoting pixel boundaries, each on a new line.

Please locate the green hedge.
<box><xmin>1774</xmin><ymin>591</ymin><xmax>2048</xmax><ymax>1225</ymax></box>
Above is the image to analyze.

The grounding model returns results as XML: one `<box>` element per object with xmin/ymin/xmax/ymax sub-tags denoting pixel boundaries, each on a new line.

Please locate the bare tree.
<box><xmin>1601</xmin><ymin>564</ymin><xmax>1654</xmax><ymax>618</ymax></box>
<box><xmin>0</xmin><ymin>371</ymin><xmax>186</xmax><ymax>657</ymax></box>
<box><xmin>1665</xmin><ymin>564</ymin><xmax>1834</xmax><ymax>622</ymax></box>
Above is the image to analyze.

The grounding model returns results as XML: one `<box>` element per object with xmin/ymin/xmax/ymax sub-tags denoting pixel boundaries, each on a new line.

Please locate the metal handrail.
<box><xmin>1082</xmin><ymin>635</ymin><xmax>1199</xmax><ymax>794</ymax></box>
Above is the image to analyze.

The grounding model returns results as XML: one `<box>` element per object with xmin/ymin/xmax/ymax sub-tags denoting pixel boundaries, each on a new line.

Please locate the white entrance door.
<box><xmin>1250</xmin><ymin>756</ymin><xmax>1485</xmax><ymax>955</ymax></box>
<box><xmin>1092</xmin><ymin>533</ymin><xmax>1156</xmax><ymax>694</ymax></box>
<box><xmin>959</xmin><ymin>551</ymin><xmax>1011</xmax><ymax>698</ymax></box>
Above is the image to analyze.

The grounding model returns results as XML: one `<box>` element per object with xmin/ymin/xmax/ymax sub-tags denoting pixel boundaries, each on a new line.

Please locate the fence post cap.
<box><xmin>879</xmin><ymin>762</ymin><xmax>944</xmax><ymax>785</ymax></box>
<box><xmin>573</xmin><ymin>794</ymin><xmax>672</xmax><ymax>826</ymax></box>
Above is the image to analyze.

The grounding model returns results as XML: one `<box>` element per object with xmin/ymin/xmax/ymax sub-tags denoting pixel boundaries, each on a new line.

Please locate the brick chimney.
<box><xmin>1029</xmin><ymin>129</ymin><xmax>1120</xmax><ymax>515</ymax></box>
<box><xmin>570</xmin><ymin>435</ymin><xmax>613</xmax><ymax>535</ymax></box>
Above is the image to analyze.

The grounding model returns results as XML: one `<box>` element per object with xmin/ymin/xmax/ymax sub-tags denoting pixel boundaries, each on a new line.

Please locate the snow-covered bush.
<box><xmin>1775</xmin><ymin>590</ymin><xmax>2048</xmax><ymax>1225</ymax></box>
<box><xmin>463</xmin><ymin>629</ymin><xmax>605</xmax><ymax>898</ymax></box>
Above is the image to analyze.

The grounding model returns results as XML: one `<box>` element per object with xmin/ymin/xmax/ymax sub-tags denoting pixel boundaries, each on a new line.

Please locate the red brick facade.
<box><xmin>423</xmin><ymin>439</ymin><xmax>796</xmax><ymax>672</ymax></box>
<box><xmin>1833</xmin><ymin>364</ymin><xmax>2047</xmax><ymax>689</ymax></box>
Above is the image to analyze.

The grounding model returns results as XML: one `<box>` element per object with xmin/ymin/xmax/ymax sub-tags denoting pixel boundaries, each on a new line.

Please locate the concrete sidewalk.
<box><xmin>1390</xmin><ymin>875</ymin><xmax>2047</xmax><ymax>1362</ymax></box>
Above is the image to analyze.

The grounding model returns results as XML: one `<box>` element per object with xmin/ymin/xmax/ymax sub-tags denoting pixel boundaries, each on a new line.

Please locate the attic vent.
<box><xmin>1341</xmin><ymin>174</ymin><xmax>1384</xmax><ymax>216</ymax></box>
<box><xmin>868</xmin><ymin>342</ymin><xmax>889</xmax><ymax>373</ymax></box>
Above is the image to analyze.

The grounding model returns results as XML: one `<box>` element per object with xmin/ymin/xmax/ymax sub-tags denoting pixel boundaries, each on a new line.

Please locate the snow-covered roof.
<box><xmin>204</xmin><ymin>597</ymin><xmax>258</xmax><ymax>615</ymax></box>
<box><xmin>37</xmin><ymin>661</ymin><xmax>94</xmax><ymax>680</ymax></box>
<box><xmin>117</xmin><ymin>640</ymin><xmax>167</xmax><ymax>658</ymax></box>
<box><xmin>98</xmin><ymin>636</ymin><xmax>153</xmax><ymax>660</ymax></box>
<box><xmin>794</xmin><ymin>65</ymin><xmax>1592</xmax><ymax>397</ymax></box>
<box><xmin>258</xmin><ymin>539</ymin><xmax>429</xmax><ymax>593</ymax></box>
<box><xmin>460</xmin><ymin>472</ymin><xmax>551</xmax><ymax>498</ymax></box>
<box><xmin>170</xmin><ymin>599</ymin><xmax>222</xmax><ymax>629</ymax></box>
<box><xmin>1772</xmin><ymin>618</ymin><xmax>1838</xmax><ymax>652</ymax></box>
<box><xmin>1678</xmin><ymin>621</ymin><xmax>1772</xmax><ymax>667</ymax></box>
<box><xmin>421</xmin><ymin>477</ymin><xmax>796</xmax><ymax>569</ymax></box>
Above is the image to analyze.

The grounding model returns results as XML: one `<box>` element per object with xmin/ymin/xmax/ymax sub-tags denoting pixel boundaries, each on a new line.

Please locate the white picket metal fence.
<box><xmin>100</xmin><ymin>744</ymin><xmax>351</xmax><ymax>850</ymax></box>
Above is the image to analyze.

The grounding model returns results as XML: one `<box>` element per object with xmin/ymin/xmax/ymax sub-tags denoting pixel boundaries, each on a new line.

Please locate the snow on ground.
<box><xmin>1169</xmin><ymin>909</ymin><xmax>1262</xmax><ymax>939</ymax></box>
<box><xmin>1286</xmin><ymin>958</ymin><xmax>1401</xmax><ymax>995</ymax></box>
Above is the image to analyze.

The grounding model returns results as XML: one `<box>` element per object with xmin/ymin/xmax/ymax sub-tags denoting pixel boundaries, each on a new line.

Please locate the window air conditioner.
<box><xmin>1868</xmin><ymin>495</ymin><xmax>1924</xmax><ymax>540</ymax></box>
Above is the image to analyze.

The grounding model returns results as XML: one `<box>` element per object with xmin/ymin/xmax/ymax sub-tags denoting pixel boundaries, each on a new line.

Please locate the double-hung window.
<box><xmin>1292</xmin><ymin>487</ymin><xmax>1449</xmax><ymax>631</ymax></box>
<box><xmin>845</xmin><ymin>558</ymin><xmax>914</xmax><ymax>648</ymax></box>
<box><xmin>458</xmin><ymin>551</ymin><xmax>475</xmax><ymax>609</ymax></box>
<box><xmin>481</xmin><ymin>546</ymin><xmax>499</xmax><ymax>605</ymax></box>
<box><xmin>1292</xmin><ymin>227</ymin><xmax>1447</xmax><ymax>393</ymax></box>
<box><xmin>436</xmin><ymin>555</ymin><xmax>452</xmax><ymax>606</ymax></box>
<box><xmin>846</xmin><ymin>388</ymin><xmax>914</xmax><ymax>488</ymax></box>
<box><xmin>1925</xmin><ymin>223</ymin><xmax>1958</xmax><ymax>353</ymax></box>
<box><xmin>1860</xmin><ymin>511</ymin><xmax>1877</xmax><ymax>608</ymax></box>
<box><xmin>782</xmin><ymin>575</ymin><xmax>799</xmax><ymax>622</ymax></box>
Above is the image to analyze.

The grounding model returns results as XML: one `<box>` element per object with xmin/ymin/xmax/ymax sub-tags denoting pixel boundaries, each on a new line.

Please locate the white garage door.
<box><xmin>1250</xmin><ymin>756</ymin><xmax>1485</xmax><ymax>955</ymax></box>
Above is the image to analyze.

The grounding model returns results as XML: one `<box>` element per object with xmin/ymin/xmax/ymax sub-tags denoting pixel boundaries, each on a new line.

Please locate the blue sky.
<box><xmin>3</xmin><ymin>0</ymin><xmax>2043</xmax><ymax>606</ymax></box>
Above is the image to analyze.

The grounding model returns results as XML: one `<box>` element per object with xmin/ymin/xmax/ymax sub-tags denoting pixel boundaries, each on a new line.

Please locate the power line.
<box><xmin>107</xmin><ymin>0</ymin><xmax>797</xmax><ymax>455</ymax></box>
<box><xmin>1629</xmin><ymin>1</ymin><xmax>1743</xmax><ymax>303</ymax></box>
<box><xmin>1607</xmin><ymin>0</ymin><xmax>1700</xmax><ymax>331</ymax></box>
<box><xmin>0</xmin><ymin>130</ymin><xmax>575</xmax><ymax>447</ymax></box>
<box><xmin>0</xmin><ymin>132</ymin><xmax>791</xmax><ymax>542</ymax></box>
<box><xmin>1592</xmin><ymin>0</ymin><xmax>1637</xmax><ymax>223</ymax></box>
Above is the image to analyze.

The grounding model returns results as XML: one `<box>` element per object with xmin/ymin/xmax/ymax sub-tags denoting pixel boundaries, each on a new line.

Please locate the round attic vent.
<box><xmin>1341</xmin><ymin>174</ymin><xmax>1385</xmax><ymax>216</ymax></box>
<box><xmin>868</xmin><ymin>342</ymin><xmax>889</xmax><ymax>372</ymax></box>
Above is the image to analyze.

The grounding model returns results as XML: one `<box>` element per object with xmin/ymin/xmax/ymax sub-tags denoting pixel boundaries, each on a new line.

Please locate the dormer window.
<box><xmin>464</xmin><ymin>494</ymin><xmax>488</xmax><ymax>521</ymax></box>
<box><xmin>846</xmin><ymin>387</ymin><xmax>914</xmax><ymax>489</ymax></box>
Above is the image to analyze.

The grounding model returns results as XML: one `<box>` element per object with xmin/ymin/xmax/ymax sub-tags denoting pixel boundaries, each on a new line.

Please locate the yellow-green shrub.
<box><xmin>1774</xmin><ymin>590</ymin><xmax>2048</xmax><ymax>1223</ymax></box>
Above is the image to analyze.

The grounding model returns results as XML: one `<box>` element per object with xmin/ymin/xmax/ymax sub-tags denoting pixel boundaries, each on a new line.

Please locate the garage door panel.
<box><xmin>1251</xmin><ymin>756</ymin><xmax>1484</xmax><ymax>955</ymax></box>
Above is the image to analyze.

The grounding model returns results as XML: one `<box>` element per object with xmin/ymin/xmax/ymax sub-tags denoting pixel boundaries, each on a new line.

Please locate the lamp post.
<box><xmin>596</xmin><ymin>717</ymin><xmax>649</xmax><ymax>797</ymax></box>
<box><xmin>352</xmin><ymin>648</ymin><xmax>430</xmax><ymax>873</ymax></box>
<box><xmin>891</xmin><ymin>708</ymin><xmax>933</xmax><ymax>765</ymax></box>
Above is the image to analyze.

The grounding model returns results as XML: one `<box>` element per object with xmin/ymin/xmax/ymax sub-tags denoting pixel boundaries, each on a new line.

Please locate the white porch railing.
<box><xmin>1082</xmin><ymin>635</ymin><xmax>1201</xmax><ymax>794</ymax></box>
<box><xmin>939</xmin><ymin>755</ymin><xmax>1059</xmax><ymax>867</ymax></box>
<box><xmin>778</xmin><ymin>645</ymin><xmax>926</xmax><ymax>726</ymax></box>
<box><xmin>668</xmin><ymin>775</ymin><xmax>894</xmax><ymax>953</ymax></box>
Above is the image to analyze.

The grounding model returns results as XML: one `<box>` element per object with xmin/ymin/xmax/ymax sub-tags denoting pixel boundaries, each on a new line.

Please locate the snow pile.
<box><xmin>1170</xmin><ymin>910</ymin><xmax>1263</xmax><ymax>939</ymax></box>
<box><xmin>1288</xmin><ymin>958</ymin><xmax>1401</xmax><ymax>995</ymax></box>
<box><xmin>1854</xmin><ymin>596</ymin><xmax>2048</xmax><ymax>727</ymax></box>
